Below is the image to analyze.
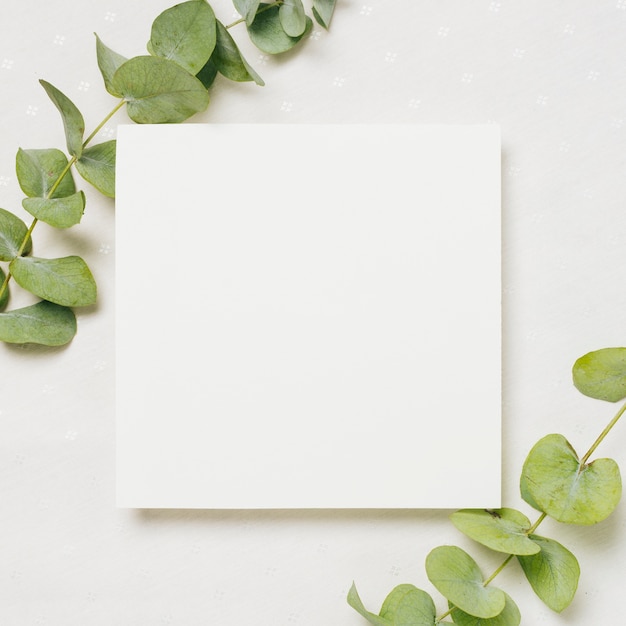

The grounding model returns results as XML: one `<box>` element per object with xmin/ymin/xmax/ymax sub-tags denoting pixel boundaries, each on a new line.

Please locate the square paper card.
<box><xmin>115</xmin><ymin>124</ymin><xmax>501</xmax><ymax>509</ymax></box>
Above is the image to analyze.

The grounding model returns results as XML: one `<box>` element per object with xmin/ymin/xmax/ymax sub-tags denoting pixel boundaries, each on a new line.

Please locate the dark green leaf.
<box><xmin>279</xmin><ymin>0</ymin><xmax>307</xmax><ymax>37</ymax></box>
<box><xmin>425</xmin><ymin>546</ymin><xmax>506</xmax><ymax>619</ymax></box>
<box><xmin>0</xmin><ymin>268</ymin><xmax>8</xmax><ymax>312</ymax></box>
<box><xmin>517</xmin><ymin>535</ymin><xmax>579</xmax><ymax>612</ymax></box>
<box><xmin>247</xmin><ymin>3</ymin><xmax>312</xmax><ymax>54</ymax></box>
<box><xmin>149</xmin><ymin>0</ymin><xmax>217</xmax><ymax>74</ymax></box>
<box><xmin>95</xmin><ymin>34</ymin><xmax>128</xmax><ymax>97</ymax></box>
<box><xmin>22</xmin><ymin>191</ymin><xmax>85</xmax><ymax>229</ymax></box>
<box><xmin>212</xmin><ymin>21</ymin><xmax>264</xmax><ymax>85</ymax></box>
<box><xmin>112</xmin><ymin>56</ymin><xmax>210</xmax><ymax>124</ymax></box>
<box><xmin>573</xmin><ymin>347</ymin><xmax>626</xmax><ymax>402</ymax></box>
<box><xmin>196</xmin><ymin>57</ymin><xmax>219</xmax><ymax>89</ymax></box>
<box><xmin>0</xmin><ymin>300</ymin><xmax>76</xmax><ymax>346</ymax></box>
<box><xmin>312</xmin><ymin>0</ymin><xmax>337</xmax><ymax>28</ymax></box>
<box><xmin>39</xmin><ymin>80</ymin><xmax>85</xmax><ymax>158</ymax></box>
<box><xmin>448</xmin><ymin>593</ymin><xmax>520</xmax><ymax>626</ymax></box>
<box><xmin>450</xmin><ymin>508</ymin><xmax>540</xmax><ymax>556</ymax></box>
<box><xmin>75</xmin><ymin>140</ymin><xmax>116</xmax><ymax>198</ymax></box>
<box><xmin>10</xmin><ymin>255</ymin><xmax>97</xmax><ymax>307</ymax></box>
<box><xmin>16</xmin><ymin>148</ymin><xmax>76</xmax><ymax>199</ymax></box>
<box><xmin>233</xmin><ymin>0</ymin><xmax>262</xmax><ymax>26</ymax></box>
<box><xmin>520</xmin><ymin>433</ymin><xmax>622</xmax><ymax>525</ymax></box>
<box><xmin>0</xmin><ymin>207</ymin><xmax>32</xmax><ymax>261</ymax></box>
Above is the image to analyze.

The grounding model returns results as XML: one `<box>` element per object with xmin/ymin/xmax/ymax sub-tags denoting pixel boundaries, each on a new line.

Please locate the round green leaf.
<box><xmin>520</xmin><ymin>433</ymin><xmax>622</xmax><ymax>525</ymax></box>
<box><xmin>0</xmin><ymin>268</ymin><xmax>9</xmax><ymax>311</ymax></box>
<box><xmin>247</xmin><ymin>3</ymin><xmax>312</xmax><ymax>54</ymax></box>
<box><xmin>312</xmin><ymin>0</ymin><xmax>337</xmax><ymax>29</ymax></box>
<box><xmin>212</xmin><ymin>21</ymin><xmax>264</xmax><ymax>85</ymax></box>
<box><xmin>39</xmin><ymin>80</ymin><xmax>85</xmax><ymax>158</ymax></box>
<box><xmin>196</xmin><ymin>57</ymin><xmax>219</xmax><ymax>89</ymax></box>
<box><xmin>22</xmin><ymin>191</ymin><xmax>85</xmax><ymax>229</ymax></box>
<box><xmin>450</xmin><ymin>509</ymin><xmax>540</xmax><ymax>556</ymax></box>
<box><xmin>425</xmin><ymin>546</ymin><xmax>506</xmax><ymax>619</ymax></box>
<box><xmin>233</xmin><ymin>0</ymin><xmax>262</xmax><ymax>26</ymax></box>
<box><xmin>95</xmin><ymin>34</ymin><xmax>127</xmax><ymax>97</ymax></box>
<box><xmin>149</xmin><ymin>0</ymin><xmax>217</xmax><ymax>75</ymax></box>
<box><xmin>279</xmin><ymin>0</ymin><xmax>307</xmax><ymax>37</ymax></box>
<box><xmin>112</xmin><ymin>56</ymin><xmax>210</xmax><ymax>124</ymax></box>
<box><xmin>0</xmin><ymin>300</ymin><xmax>76</xmax><ymax>346</ymax></box>
<box><xmin>449</xmin><ymin>592</ymin><xmax>520</xmax><ymax>626</ymax></box>
<box><xmin>573</xmin><ymin>347</ymin><xmax>626</xmax><ymax>402</ymax></box>
<box><xmin>10</xmin><ymin>255</ymin><xmax>97</xmax><ymax>307</ymax></box>
<box><xmin>347</xmin><ymin>583</ymin><xmax>436</xmax><ymax>626</ymax></box>
<box><xmin>76</xmin><ymin>140</ymin><xmax>116</xmax><ymax>198</ymax></box>
<box><xmin>0</xmin><ymin>207</ymin><xmax>32</xmax><ymax>261</ymax></box>
<box><xmin>516</xmin><ymin>535</ymin><xmax>579</xmax><ymax>613</ymax></box>
<box><xmin>16</xmin><ymin>148</ymin><xmax>76</xmax><ymax>199</ymax></box>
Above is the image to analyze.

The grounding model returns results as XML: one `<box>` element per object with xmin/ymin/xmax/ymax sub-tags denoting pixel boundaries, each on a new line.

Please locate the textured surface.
<box><xmin>1</xmin><ymin>1</ymin><xmax>625</xmax><ymax>624</ymax></box>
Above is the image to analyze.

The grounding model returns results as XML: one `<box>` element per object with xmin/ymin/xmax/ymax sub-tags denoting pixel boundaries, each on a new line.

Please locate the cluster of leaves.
<box><xmin>349</xmin><ymin>347</ymin><xmax>626</xmax><ymax>625</ymax></box>
<box><xmin>0</xmin><ymin>0</ymin><xmax>336</xmax><ymax>347</ymax></box>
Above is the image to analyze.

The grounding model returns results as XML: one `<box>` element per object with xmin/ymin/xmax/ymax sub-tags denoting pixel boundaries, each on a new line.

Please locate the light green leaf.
<box><xmin>0</xmin><ymin>268</ymin><xmax>8</xmax><ymax>311</ymax></box>
<box><xmin>520</xmin><ymin>433</ymin><xmax>621</xmax><ymax>525</ymax></box>
<box><xmin>10</xmin><ymin>255</ymin><xmax>97</xmax><ymax>307</ymax></box>
<box><xmin>450</xmin><ymin>508</ymin><xmax>540</xmax><ymax>556</ymax></box>
<box><xmin>112</xmin><ymin>56</ymin><xmax>210</xmax><ymax>124</ymax></box>
<box><xmin>347</xmin><ymin>583</ymin><xmax>436</xmax><ymax>626</ymax></box>
<box><xmin>149</xmin><ymin>0</ymin><xmax>217</xmax><ymax>74</ymax></box>
<box><xmin>312</xmin><ymin>0</ymin><xmax>337</xmax><ymax>29</ymax></box>
<box><xmin>212</xmin><ymin>21</ymin><xmax>264</xmax><ymax>85</ymax></box>
<box><xmin>448</xmin><ymin>593</ymin><xmax>520</xmax><ymax>626</ymax></box>
<box><xmin>573</xmin><ymin>347</ymin><xmax>626</xmax><ymax>402</ymax></box>
<box><xmin>517</xmin><ymin>535</ymin><xmax>579</xmax><ymax>613</ymax></box>
<box><xmin>95</xmin><ymin>34</ymin><xmax>127</xmax><ymax>97</ymax></box>
<box><xmin>247</xmin><ymin>3</ymin><xmax>312</xmax><ymax>54</ymax></box>
<box><xmin>75</xmin><ymin>140</ymin><xmax>116</xmax><ymax>198</ymax></box>
<box><xmin>0</xmin><ymin>300</ymin><xmax>76</xmax><ymax>346</ymax></box>
<box><xmin>279</xmin><ymin>0</ymin><xmax>307</xmax><ymax>37</ymax></box>
<box><xmin>22</xmin><ymin>191</ymin><xmax>85</xmax><ymax>229</ymax></box>
<box><xmin>0</xmin><ymin>207</ymin><xmax>32</xmax><ymax>261</ymax></box>
<box><xmin>233</xmin><ymin>0</ymin><xmax>262</xmax><ymax>26</ymax></box>
<box><xmin>16</xmin><ymin>148</ymin><xmax>76</xmax><ymax>199</ymax></box>
<box><xmin>425</xmin><ymin>546</ymin><xmax>506</xmax><ymax>619</ymax></box>
<box><xmin>39</xmin><ymin>80</ymin><xmax>85</xmax><ymax>158</ymax></box>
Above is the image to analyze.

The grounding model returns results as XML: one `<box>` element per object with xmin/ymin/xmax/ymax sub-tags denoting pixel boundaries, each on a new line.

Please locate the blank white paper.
<box><xmin>115</xmin><ymin>124</ymin><xmax>501</xmax><ymax>509</ymax></box>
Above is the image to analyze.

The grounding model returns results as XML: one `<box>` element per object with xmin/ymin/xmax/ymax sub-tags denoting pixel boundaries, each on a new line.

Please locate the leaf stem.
<box><xmin>225</xmin><ymin>1</ymin><xmax>283</xmax><ymax>29</ymax></box>
<box><xmin>0</xmin><ymin>98</ymin><xmax>125</xmax><ymax>303</ymax></box>
<box><xmin>579</xmin><ymin>398</ymin><xmax>626</xmax><ymax>466</ymax></box>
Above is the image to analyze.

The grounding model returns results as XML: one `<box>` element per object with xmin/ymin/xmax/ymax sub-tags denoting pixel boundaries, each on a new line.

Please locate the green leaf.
<box><xmin>0</xmin><ymin>300</ymin><xmax>76</xmax><ymax>346</ymax></box>
<box><xmin>450</xmin><ymin>508</ymin><xmax>540</xmax><ymax>556</ymax></box>
<box><xmin>10</xmin><ymin>256</ymin><xmax>97</xmax><ymax>307</ymax></box>
<box><xmin>425</xmin><ymin>546</ymin><xmax>506</xmax><ymax>619</ymax></box>
<box><xmin>149</xmin><ymin>0</ymin><xmax>217</xmax><ymax>75</ymax></box>
<box><xmin>448</xmin><ymin>593</ymin><xmax>520</xmax><ymax>626</ymax></box>
<box><xmin>75</xmin><ymin>140</ymin><xmax>116</xmax><ymax>198</ymax></box>
<box><xmin>39</xmin><ymin>80</ymin><xmax>85</xmax><ymax>158</ymax></box>
<box><xmin>517</xmin><ymin>535</ymin><xmax>579</xmax><ymax>613</ymax></box>
<box><xmin>572</xmin><ymin>347</ymin><xmax>626</xmax><ymax>402</ymax></box>
<box><xmin>233</xmin><ymin>0</ymin><xmax>262</xmax><ymax>26</ymax></box>
<box><xmin>22</xmin><ymin>191</ymin><xmax>85</xmax><ymax>229</ymax></box>
<box><xmin>196</xmin><ymin>57</ymin><xmax>219</xmax><ymax>89</ymax></box>
<box><xmin>16</xmin><ymin>148</ymin><xmax>76</xmax><ymax>199</ymax></box>
<box><xmin>312</xmin><ymin>0</ymin><xmax>337</xmax><ymax>29</ymax></box>
<box><xmin>0</xmin><ymin>268</ymin><xmax>9</xmax><ymax>312</ymax></box>
<box><xmin>0</xmin><ymin>207</ymin><xmax>32</xmax><ymax>261</ymax></box>
<box><xmin>212</xmin><ymin>21</ymin><xmax>264</xmax><ymax>85</ymax></box>
<box><xmin>247</xmin><ymin>3</ymin><xmax>312</xmax><ymax>54</ymax></box>
<box><xmin>279</xmin><ymin>0</ymin><xmax>307</xmax><ymax>37</ymax></box>
<box><xmin>520</xmin><ymin>433</ymin><xmax>622</xmax><ymax>525</ymax></box>
<box><xmin>95</xmin><ymin>34</ymin><xmax>128</xmax><ymax>97</ymax></box>
<box><xmin>347</xmin><ymin>583</ymin><xmax>436</xmax><ymax>626</ymax></box>
<box><xmin>112</xmin><ymin>56</ymin><xmax>210</xmax><ymax>124</ymax></box>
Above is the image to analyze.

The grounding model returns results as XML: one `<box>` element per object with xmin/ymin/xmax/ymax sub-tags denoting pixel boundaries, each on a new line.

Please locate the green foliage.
<box><xmin>350</xmin><ymin>348</ymin><xmax>625</xmax><ymax>624</ymax></box>
<box><xmin>0</xmin><ymin>0</ymin><xmax>331</xmax><ymax>345</ymax></box>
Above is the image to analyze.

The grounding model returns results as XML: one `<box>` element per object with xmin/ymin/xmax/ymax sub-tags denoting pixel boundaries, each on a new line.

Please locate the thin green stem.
<box><xmin>483</xmin><ymin>554</ymin><xmax>514</xmax><ymax>587</ymax></box>
<box><xmin>579</xmin><ymin>398</ymin><xmax>626</xmax><ymax>466</ymax></box>
<box><xmin>224</xmin><ymin>1</ymin><xmax>283</xmax><ymax>29</ymax></box>
<box><xmin>0</xmin><ymin>98</ymin><xmax>126</xmax><ymax>303</ymax></box>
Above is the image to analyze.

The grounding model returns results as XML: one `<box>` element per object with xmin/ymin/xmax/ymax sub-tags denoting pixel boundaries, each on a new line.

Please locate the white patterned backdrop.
<box><xmin>1</xmin><ymin>1</ymin><xmax>625</xmax><ymax>624</ymax></box>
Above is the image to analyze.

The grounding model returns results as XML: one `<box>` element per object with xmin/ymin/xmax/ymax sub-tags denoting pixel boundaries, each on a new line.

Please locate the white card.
<box><xmin>115</xmin><ymin>124</ymin><xmax>501</xmax><ymax>509</ymax></box>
